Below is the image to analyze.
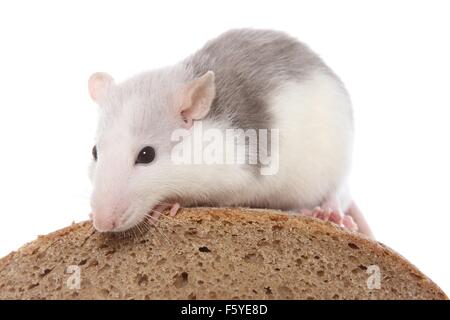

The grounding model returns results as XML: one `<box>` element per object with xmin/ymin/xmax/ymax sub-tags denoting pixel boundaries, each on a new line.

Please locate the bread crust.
<box><xmin>0</xmin><ymin>208</ymin><xmax>447</xmax><ymax>300</ymax></box>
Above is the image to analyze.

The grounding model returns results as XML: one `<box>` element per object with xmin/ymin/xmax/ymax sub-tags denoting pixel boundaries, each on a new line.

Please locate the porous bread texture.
<box><xmin>0</xmin><ymin>208</ymin><xmax>446</xmax><ymax>300</ymax></box>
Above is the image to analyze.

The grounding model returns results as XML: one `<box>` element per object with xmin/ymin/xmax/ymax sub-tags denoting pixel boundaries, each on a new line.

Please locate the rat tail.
<box><xmin>346</xmin><ymin>201</ymin><xmax>375</xmax><ymax>239</ymax></box>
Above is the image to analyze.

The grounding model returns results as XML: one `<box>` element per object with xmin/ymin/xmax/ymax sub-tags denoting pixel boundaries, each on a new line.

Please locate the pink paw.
<box><xmin>148</xmin><ymin>202</ymin><xmax>181</xmax><ymax>225</ymax></box>
<box><xmin>299</xmin><ymin>207</ymin><xmax>358</xmax><ymax>231</ymax></box>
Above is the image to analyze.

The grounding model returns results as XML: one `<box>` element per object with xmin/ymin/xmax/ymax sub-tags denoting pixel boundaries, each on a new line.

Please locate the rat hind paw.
<box><xmin>299</xmin><ymin>207</ymin><xmax>358</xmax><ymax>231</ymax></box>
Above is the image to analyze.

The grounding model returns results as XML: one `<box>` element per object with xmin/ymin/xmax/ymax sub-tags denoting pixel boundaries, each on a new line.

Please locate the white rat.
<box><xmin>88</xmin><ymin>29</ymin><xmax>373</xmax><ymax>238</ymax></box>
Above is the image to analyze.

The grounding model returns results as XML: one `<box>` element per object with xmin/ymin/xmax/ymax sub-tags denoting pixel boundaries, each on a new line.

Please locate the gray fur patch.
<box><xmin>183</xmin><ymin>28</ymin><xmax>336</xmax><ymax>130</ymax></box>
<box><xmin>109</xmin><ymin>29</ymin><xmax>343</xmax><ymax>175</ymax></box>
<box><xmin>183</xmin><ymin>29</ymin><xmax>337</xmax><ymax>173</ymax></box>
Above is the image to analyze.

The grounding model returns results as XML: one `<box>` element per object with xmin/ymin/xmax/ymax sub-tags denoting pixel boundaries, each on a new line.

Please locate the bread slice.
<box><xmin>0</xmin><ymin>207</ymin><xmax>446</xmax><ymax>299</ymax></box>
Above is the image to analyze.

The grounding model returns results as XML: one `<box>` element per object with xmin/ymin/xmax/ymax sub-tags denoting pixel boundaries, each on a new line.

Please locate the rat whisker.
<box><xmin>149</xmin><ymin>207</ymin><xmax>173</xmax><ymax>223</ymax></box>
<box><xmin>144</xmin><ymin>213</ymin><xmax>172</xmax><ymax>246</ymax></box>
<box><xmin>145</xmin><ymin>221</ymin><xmax>163</xmax><ymax>247</ymax></box>
<box><xmin>136</xmin><ymin>223</ymin><xmax>146</xmax><ymax>238</ymax></box>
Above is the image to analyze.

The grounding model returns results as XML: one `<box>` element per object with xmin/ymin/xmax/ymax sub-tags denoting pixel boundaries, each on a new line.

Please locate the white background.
<box><xmin>0</xmin><ymin>0</ymin><xmax>449</xmax><ymax>296</ymax></box>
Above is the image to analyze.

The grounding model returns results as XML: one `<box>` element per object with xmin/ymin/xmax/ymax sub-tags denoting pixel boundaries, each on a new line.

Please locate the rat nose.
<box><xmin>93</xmin><ymin>214</ymin><xmax>120</xmax><ymax>232</ymax></box>
<box><xmin>90</xmin><ymin>191</ymin><xmax>131</xmax><ymax>232</ymax></box>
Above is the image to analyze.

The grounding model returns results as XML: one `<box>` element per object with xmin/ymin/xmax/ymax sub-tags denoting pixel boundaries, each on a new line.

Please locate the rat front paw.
<box><xmin>148</xmin><ymin>202</ymin><xmax>181</xmax><ymax>225</ymax></box>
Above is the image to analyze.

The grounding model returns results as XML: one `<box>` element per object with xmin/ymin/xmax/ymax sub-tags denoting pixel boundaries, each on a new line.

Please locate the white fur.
<box><xmin>206</xmin><ymin>71</ymin><xmax>355</xmax><ymax>211</ymax></box>
<box><xmin>262</xmin><ymin>71</ymin><xmax>354</xmax><ymax>210</ymax></box>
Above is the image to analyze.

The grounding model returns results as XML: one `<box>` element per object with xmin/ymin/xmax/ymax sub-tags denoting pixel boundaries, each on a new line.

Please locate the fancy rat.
<box><xmin>88</xmin><ymin>29</ymin><xmax>373</xmax><ymax>238</ymax></box>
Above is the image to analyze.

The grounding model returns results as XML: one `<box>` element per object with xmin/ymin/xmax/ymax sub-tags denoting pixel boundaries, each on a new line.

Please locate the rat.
<box><xmin>88</xmin><ymin>29</ymin><xmax>374</xmax><ymax>238</ymax></box>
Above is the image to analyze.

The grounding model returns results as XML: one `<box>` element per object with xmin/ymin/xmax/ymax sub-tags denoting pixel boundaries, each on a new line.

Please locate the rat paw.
<box><xmin>149</xmin><ymin>202</ymin><xmax>181</xmax><ymax>225</ymax></box>
<box><xmin>167</xmin><ymin>202</ymin><xmax>181</xmax><ymax>217</ymax></box>
<box><xmin>299</xmin><ymin>207</ymin><xmax>358</xmax><ymax>231</ymax></box>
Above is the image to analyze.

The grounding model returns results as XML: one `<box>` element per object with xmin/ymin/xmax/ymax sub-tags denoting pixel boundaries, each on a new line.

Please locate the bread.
<box><xmin>0</xmin><ymin>207</ymin><xmax>446</xmax><ymax>299</ymax></box>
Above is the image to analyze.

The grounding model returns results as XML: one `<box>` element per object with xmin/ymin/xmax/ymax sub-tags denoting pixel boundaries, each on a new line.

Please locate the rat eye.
<box><xmin>92</xmin><ymin>145</ymin><xmax>97</xmax><ymax>161</ymax></box>
<box><xmin>136</xmin><ymin>146</ymin><xmax>155</xmax><ymax>164</ymax></box>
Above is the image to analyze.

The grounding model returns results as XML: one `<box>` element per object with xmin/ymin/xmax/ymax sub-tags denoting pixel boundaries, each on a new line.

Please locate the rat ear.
<box><xmin>178</xmin><ymin>71</ymin><xmax>215</xmax><ymax>126</ymax></box>
<box><xmin>88</xmin><ymin>72</ymin><xmax>114</xmax><ymax>102</ymax></box>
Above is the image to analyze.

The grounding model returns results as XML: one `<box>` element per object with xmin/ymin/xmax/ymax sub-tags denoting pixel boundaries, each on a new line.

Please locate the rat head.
<box><xmin>88</xmin><ymin>68</ymin><xmax>215</xmax><ymax>232</ymax></box>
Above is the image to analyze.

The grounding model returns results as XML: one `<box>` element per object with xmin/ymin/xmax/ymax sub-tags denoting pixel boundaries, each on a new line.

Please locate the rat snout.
<box><xmin>90</xmin><ymin>194</ymin><xmax>131</xmax><ymax>232</ymax></box>
<box><xmin>92</xmin><ymin>213</ymin><xmax>120</xmax><ymax>232</ymax></box>
<box><xmin>90</xmin><ymin>159</ymin><xmax>134</xmax><ymax>232</ymax></box>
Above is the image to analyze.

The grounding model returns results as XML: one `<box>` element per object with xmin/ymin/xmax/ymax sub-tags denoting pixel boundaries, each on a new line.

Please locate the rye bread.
<box><xmin>0</xmin><ymin>207</ymin><xmax>446</xmax><ymax>299</ymax></box>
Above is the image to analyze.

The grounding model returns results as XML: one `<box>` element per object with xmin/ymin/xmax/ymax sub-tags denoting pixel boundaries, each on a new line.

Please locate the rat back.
<box><xmin>183</xmin><ymin>29</ymin><xmax>340</xmax><ymax>131</ymax></box>
<box><xmin>179</xmin><ymin>29</ymin><xmax>353</xmax><ymax>211</ymax></box>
